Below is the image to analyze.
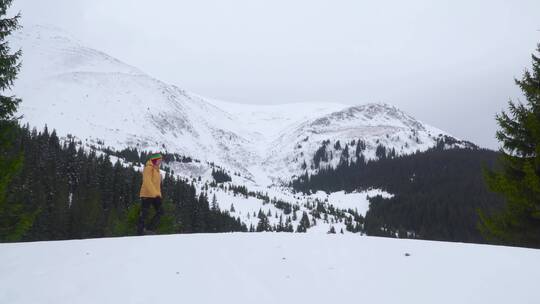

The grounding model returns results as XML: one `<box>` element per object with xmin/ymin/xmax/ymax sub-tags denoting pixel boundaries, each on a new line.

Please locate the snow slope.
<box><xmin>1</xmin><ymin>233</ymin><xmax>538</xmax><ymax>304</ymax></box>
<box><xmin>10</xmin><ymin>24</ymin><xmax>471</xmax><ymax>186</ymax></box>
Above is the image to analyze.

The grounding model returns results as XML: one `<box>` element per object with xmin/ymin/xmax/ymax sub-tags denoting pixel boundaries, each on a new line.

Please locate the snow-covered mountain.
<box><xmin>10</xmin><ymin>24</ymin><xmax>473</xmax><ymax>187</ymax></box>
<box><xmin>9</xmin><ymin>24</ymin><xmax>479</xmax><ymax>233</ymax></box>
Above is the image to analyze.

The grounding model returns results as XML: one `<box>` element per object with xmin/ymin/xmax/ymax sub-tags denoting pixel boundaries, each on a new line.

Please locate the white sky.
<box><xmin>13</xmin><ymin>0</ymin><xmax>540</xmax><ymax>149</ymax></box>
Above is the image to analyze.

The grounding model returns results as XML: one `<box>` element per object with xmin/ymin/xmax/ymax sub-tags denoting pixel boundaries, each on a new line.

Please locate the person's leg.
<box><xmin>148</xmin><ymin>197</ymin><xmax>163</xmax><ymax>231</ymax></box>
<box><xmin>137</xmin><ymin>199</ymin><xmax>151</xmax><ymax>235</ymax></box>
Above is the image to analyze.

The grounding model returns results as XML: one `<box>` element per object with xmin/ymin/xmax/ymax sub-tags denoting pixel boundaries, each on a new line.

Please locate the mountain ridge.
<box><xmin>11</xmin><ymin>24</ymin><xmax>474</xmax><ymax>186</ymax></box>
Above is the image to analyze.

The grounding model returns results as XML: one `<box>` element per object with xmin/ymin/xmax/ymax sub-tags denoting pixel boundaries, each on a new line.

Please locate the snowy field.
<box><xmin>1</xmin><ymin>234</ymin><xmax>539</xmax><ymax>304</ymax></box>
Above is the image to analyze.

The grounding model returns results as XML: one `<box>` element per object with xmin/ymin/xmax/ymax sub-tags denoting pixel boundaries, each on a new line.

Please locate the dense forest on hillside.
<box><xmin>292</xmin><ymin>147</ymin><xmax>506</xmax><ymax>243</ymax></box>
<box><xmin>2</xmin><ymin>124</ymin><xmax>246</xmax><ymax>242</ymax></box>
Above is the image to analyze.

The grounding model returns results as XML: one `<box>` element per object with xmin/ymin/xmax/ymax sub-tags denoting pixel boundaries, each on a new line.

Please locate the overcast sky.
<box><xmin>13</xmin><ymin>0</ymin><xmax>540</xmax><ymax>149</ymax></box>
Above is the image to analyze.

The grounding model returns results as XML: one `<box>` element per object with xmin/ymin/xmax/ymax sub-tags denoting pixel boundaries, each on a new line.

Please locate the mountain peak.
<box><xmin>307</xmin><ymin>102</ymin><xmax>426</xmax><ymax>133</ymax></box>
<box><xmin>12</xmin><ymin>24</ymin><xmax>467</xmax><ymax>185</ymax></box>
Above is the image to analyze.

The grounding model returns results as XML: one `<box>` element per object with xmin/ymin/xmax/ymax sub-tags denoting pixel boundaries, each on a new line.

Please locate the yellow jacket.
<box><xmin>140</xmin><ymin>160</ymin><xmax>162</xmax><ymax>198</ymax></box>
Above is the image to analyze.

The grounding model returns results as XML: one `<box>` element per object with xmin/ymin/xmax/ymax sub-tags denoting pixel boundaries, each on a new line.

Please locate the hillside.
<box><xmin>4</xmin><ymin>24</ymin><xmax>491</xmax><ymax>240</ymax></box>
<box><xmin>1</xmin><ymin>233</ymin><xmax>538</xmax><ymax>304</ymax></box>
<box><xmin>10</xmin><ymin>24</ymin><xmax>472</xmax><ymax>185</ymax></box>
<box><xmin>293</xmin><ymin>147</ymin><xmax>505</xmax><ymax>242</ymax></box>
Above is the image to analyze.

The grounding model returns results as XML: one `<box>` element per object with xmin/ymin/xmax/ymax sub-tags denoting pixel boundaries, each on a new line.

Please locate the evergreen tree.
<box><xmin>301</xmin><ymin>160</ymin><xmax>307</xmax><ymax>170</ymax></box>
<box><xmin>1</xmin><ymin>125</ymin><xmax>247</xmax><ymax>241</ymax></box>
<box><xmin>481</xmin><ymin>44</ymin><xmax>540</xmax><ymax>248</ymax></box>
<box><xmin>292</xmin><ymin>145</ymin><xmax>503</xmax><ymax>243</ymax></box>
<box><xmin>211</xmin><ymin>194</ymin><xmax>219</xmax><ymax>211</ymax></box>
<box><xmin>296</xmin><ymin>211</ymin><xmax>311</xmax><ymax>233</ymax></box>
<box><xmin>256</xmin><ymin>212</ymin><xmax>271</xmax><ymax>232</ymax></box>
<box><xmin>276</xmin><ymin>214</ymin><xmax>284</xmax><ymax>232</ymax></box>
<box><xmin>0</xmin><ymin>0</ymin><xmax>20</xmax><ymax>123</ymax></box>
<box><xmin>211</xmin><ymin>168</ymin><xmax>232</xmax><ymax>183</ymax></box>
<box><xmin>0</xmin><ymin>2</ymin><xmax>32</xmax><ymax>241</ymax></box>
<box><xmin>340</xmin><ymin>144</ymin><xmax>350</xmax><ymax>165</ymax></box>
<box><xmin>375</xmin><ymin>145</ymin><xmax>387</xmax><ymax>159</ymax></box>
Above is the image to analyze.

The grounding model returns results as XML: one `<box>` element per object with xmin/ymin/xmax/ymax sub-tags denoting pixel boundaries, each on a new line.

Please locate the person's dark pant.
<box><xmin>137</xmin><ymin>197</ymin><xmax>163</xmax><ymax>235</ymax></box>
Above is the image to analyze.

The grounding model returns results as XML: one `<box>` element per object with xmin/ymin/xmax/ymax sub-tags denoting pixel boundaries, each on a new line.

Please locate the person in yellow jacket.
<box><xmin>137</xmin><ymin>153</ymin><xmax>164</xmax><ymax>235</ymax></box>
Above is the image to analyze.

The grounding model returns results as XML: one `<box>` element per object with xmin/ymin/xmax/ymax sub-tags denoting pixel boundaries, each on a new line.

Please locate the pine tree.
<box><xmin>211</xmin><ymin>194</ymin><xmax>219</xmax><ymax>211</ymax></box>
<box><xmin>481</xmin><ymin>44</ymin><xmax>540</xmax><ymax>248</ymax></box>
<box><xmin>277</xmin><ymin>214</ymin><xmax>284</xmax><ymax>232</ymax></box>
<box><xmin>0</xmin><ymin>2</ymin><xmax>32</xmax><ymax>241</ymax></box>
<box><xmin>256</xmin><ymin>212</ymin><xmax>270</xmax><ymax>232</ymax></box>
<box><xmin>340</xmin><ymin>144</ymin><xmax>349</xmax><ymax>165</ymax></box>
<box><xmin>296</xmin><ymin>211</ymin><xmax>311</xmax><ymax>233</ymax></box>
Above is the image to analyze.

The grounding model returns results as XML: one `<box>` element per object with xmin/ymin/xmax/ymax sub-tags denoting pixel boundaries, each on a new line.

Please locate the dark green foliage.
<box><xmin>273</xmin><ymin>199</ymin><xmax>292</xmax><ymax>215</ymax></box>
<box><xmin>0</xmin><ymin>1</ymin><xmax>21</xmax><ymax>115</ymax></box>
<box><xmin>229</xmin><ymin>184</ymin><xmax>248</xmax><ymax>197</ymax></box>
<box><xmin>2</xmin><ymin>125</ymin><xmax>247</xmax><ymax>242</ymax></box>
<box><xmin>211</xmin><ymin>194</ymin><xmax>218</xmax><ymax>211</ymax></box>
<box><xmin>102</xmin><ymin>147</ymin><xmax>193</xmax><ymax>166</ymax></box>
<box><xmin>212</xmin><ymin>168</ymin><xmax>232</xmax><ymax>183</ymax></box>
<box><xmin>296</xmin><ymin>211</ymin><xmax>311</xmax><ymax>233</ymax></box>
<box><xmin>481</xmin><ymin>44</ymin><xmax>540</xmax><ymax>248</ymax></box>
<box><xmin>292</xmin><ymin>147</ymin><xmax>505</xmax><ymax>243</ymax></box>
<box><xmin>375</xmin><ymin>144</ymin><xmax>387</xmax><ymax>159</ymax></box>
<box><xmin>340</xmin><ymin>144</ymin><xmax>349</xmax><ymax>165</ymax></box>
<box><xmin>313</xmin><ymin>142</ymin><xmax>329</xmax><ymax>169</ymax></box>
<box><xmin>0</xmin><ymin>2</ymin><xmax>33</xmax><ymax>242</ymax></box>
<box><xmin>256</xmin><ymin>210</ymin><xmax>271</xmax><ymax>232</ymax></box>
<box><xmin>355</xmin><ymin>140</ymin><xmax>366</xmax><ymax>158</ymax></box>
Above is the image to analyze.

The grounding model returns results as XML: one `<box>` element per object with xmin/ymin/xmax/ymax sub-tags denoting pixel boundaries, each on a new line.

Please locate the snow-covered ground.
<box><xmin>1</xmin><ymin>233</ymin><xmax>538</xmax><ymax>304</ymax></box>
